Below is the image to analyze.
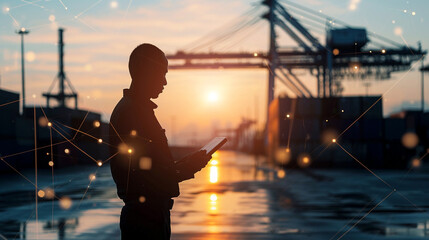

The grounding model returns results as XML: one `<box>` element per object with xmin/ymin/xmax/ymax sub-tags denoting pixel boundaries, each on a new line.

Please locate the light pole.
<box><xmin>16</xmin><ymin>27</ymin><xmax>29</xmax><ymax>114</ymax></box>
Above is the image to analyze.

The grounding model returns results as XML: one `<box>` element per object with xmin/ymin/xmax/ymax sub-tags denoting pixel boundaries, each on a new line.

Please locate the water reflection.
<box><xmin>209</xmin><ymin>166</ymin><xmax>218</xmax><ymax>183</ymax></box>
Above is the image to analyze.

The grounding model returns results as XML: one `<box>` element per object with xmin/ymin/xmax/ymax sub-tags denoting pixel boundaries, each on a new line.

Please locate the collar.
<box><xmin>123</xmin><ymin>89</ymin><xmax>158</xmax><ymax>109</ymax></box>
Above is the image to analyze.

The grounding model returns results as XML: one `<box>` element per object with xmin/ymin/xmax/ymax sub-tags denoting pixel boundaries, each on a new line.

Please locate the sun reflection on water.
<box><xmin>209</xmin><ymin>166</ymin><xmax>218</xmax><ymax>183</ymax></box>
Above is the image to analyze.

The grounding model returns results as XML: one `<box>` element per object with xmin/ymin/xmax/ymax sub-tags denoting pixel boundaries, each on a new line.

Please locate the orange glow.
<box><xmin>277</xmin><ymin>169</ymin><xmax>286</xmax><ymax>178</ymax></box>
<box><xmin>209</xmin><ymin>166</ymin><xmax>218</xmax><ymax>183</ymax></box>
<box><xmin>210</xmin><ymin>159</ymin><xmax>218</xmax><ymax>165</ymax></box>
<box><xmin>89</xmin><ymin>174</ymin><xmax>96</xmax><ymax>181</ymax></box>
<box><xmin>97</xmin><ymin>161</ymin><xmax>103</xmax><ymax>167</ymax></box>
<box><xmin>333</xmin><ymin>48</ymin><xmax>340</xmax><ymax>55</ymax></box>
<box><xmin>37</xmin><ymin>190</ymin><xmax>45</xmax><ymax>198</ymax></box>
<box><xmin>207</xmin><ymin>91</ymin><xmax>219</xmax><ymax>102</ymax></box>
<box><xmin>210</xmin><ymin>193</ymin><xmax>218</xmax><ymax>201</ymax></box>
<box><xmin>93</xmin><ymin>120</ymin><xmax>101</xmax><ymax>128</ymax></box>
<box><xmin>298</xmin><ymin>154</ymin><xmax>311</xmax><ymax>168</ymax></box>
<box><xmin>59</xmin><ymin>197</ymin><xmax>72</xmax><ymax>209</ymax></box>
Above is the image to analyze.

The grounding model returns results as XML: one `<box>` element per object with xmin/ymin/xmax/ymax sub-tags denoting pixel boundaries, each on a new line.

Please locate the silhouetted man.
<box><xmin>109</xmin><ymin>43</ymin><xmax>211</xmax><ymax>239</ymax></box>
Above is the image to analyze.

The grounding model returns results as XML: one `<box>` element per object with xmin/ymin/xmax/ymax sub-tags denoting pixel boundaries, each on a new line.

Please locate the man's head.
<box><xmin>128</xmin><ymin>43</ymin><xmax>168</xmax><ymax>99</ymax></box>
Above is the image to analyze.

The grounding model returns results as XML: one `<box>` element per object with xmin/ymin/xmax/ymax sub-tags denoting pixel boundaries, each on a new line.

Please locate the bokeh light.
<box><xmin>139</xmin><ymin>157</ymin><xmax>152</xmax><ymax>170</ymax></box>
<box><xmin>37</xmin><ymin>190</ymin><xmax>45</xmax><ymax>198</ymax></box>
<box><xmin>59</xmin><ymin>197</ymin><xmax>72</xmax><ymax>210</ymax></box>
<box><xmin>93</xmin><ymin>120</ymin><xmax>101</xmax><ymax>128</ymax></box>
<box><xmin>44</xmin><ymin>188</ymin><xmax>55</xmax><ymax>199</ymax></box>
<box><xmin>277</xmin><ymin>169</ymin><xmax>286</xmax><ymax>178</ymax></box>
<box><xmin>411</xmin><ymin>158</ymin><xmax>421</xmax><ymax>168</ymax></box>
<box><xmin>297</xmin><ymin>154</ymin><xmax>311</xmax><ymax>168</ymax></box>
<box><xmin>275</xmin><ymin>147</ymin><xmax>291</xmax><ymax>165</ymax></box>
<box><xmin>89</xmin><ymin>173</ymin><xmax>96</xmax><ymax>181</ymax></box>
<box><xmin>402</xmin><ymin>132</ymin><xmax>419</xmax><ymax>149</ymax></box>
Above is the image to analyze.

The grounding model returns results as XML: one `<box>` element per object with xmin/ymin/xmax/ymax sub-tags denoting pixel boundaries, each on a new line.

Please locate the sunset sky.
<box><xmin>1</xmin><ymin>0</ymin><xmax>428</xmax><ymax>144</ymax></box>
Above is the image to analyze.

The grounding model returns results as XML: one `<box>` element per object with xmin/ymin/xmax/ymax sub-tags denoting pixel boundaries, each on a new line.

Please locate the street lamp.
<box><xmin>16</xmin><ymin>27</ymin><xmax>29</xmax><ymax>114</ymax></box>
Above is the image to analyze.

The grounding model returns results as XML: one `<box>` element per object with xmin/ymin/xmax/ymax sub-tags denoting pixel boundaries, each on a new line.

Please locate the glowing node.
<box><xmin>211</xmin><ymin>206</ymin><xmax>217</xmax><ymax>211</ymax></box>
<box><xmin>97</xmin><ymin>161</ymin><xmax>103</xmax><ymax>167</ymax></box>
<box><xmin>47</xmin><ymin>122</ymin><xmax>52</xmax><ymax>127</ymax></box>
<box><xmin>210</xmin><ymin>159</ymin><xmax>218</xmax><ymax>165</ymax></box>
<box><xmin>110</xmin><ymin>1</ymin><xmax>118</xmax><ymax>8</ymax></box>
<box><xmin>332</xmin><ymin>139</ymin><xmax>336</xmax><ymax>143</ymax></box>
<box><xmin>381</xmin><ymin>49</ymin><xmax>386</xmax><ymax>54</ymax></box>
<box><xmin>89</xmin><ymin>173</ymin><xmax>96</xmax><ymax>181</ymax></box>
<box><xmin>48</xmin><ymin>161</ymin><xmax>54</xmax><ymax>167</ymax></box>
<box><xmin>210</xmin><ymin>194</ymin><xmax>217</xmax><ymax>201</ymax></box>
<box><xmin>130</xmin><ymin>130</ymin><xmax>137</xmax><ymax>136</ymax></box>
<box><xmin>207</xmin><ymin>91</ymin><xmax>219</xmax><ymax>102</ymax></box>
<box><xmin>139</xmin><ymin>196</ymin><xmax>146</xmax><ymax>203</ymax></box>
<box><xmin>303</xmin><ymin>157</ymin><xmax>309</xmax><ymax>164</ymax></box>
<box><xmin>341</xmin><ymin>109</ymin><xmax>344</xmax><ymax>113</ymax></box>
<box><xmin>46</xmin><ymin>152</ymin><xmax>49</xmax><ymax>156</ymax></box>
<box><xmin>332</xmin><ymin>48</ymin><xmax>340</xmax><ymax>56</ymax></box>
<box><xmin>59</xmin><ymin>197</ymin><xmax>72</xmax><ymax>209</ymax></box>
<box><xmin>64</xmin><ymin>148</ymin><xmax>70</xmax><ymax>154</ymax></box>
<box><xmin>286</xmin><ymin>114</ymin><xmax>290</xmax><ymax>118</ymax></box>
<box><xmin>325</xmin><ymin>119</ymin><xmax>328</xmax><ymax>122</ymax></box>
<box><xmin>369</xmin><ymin>50</ymin><xmax>372</xmax><ymax>53</ymax></box>
<box><xmin>21</xmin><ymin>27</ymin><xmax>26</xmax><ymax>32</ymax></box>
<box><xmin>4</xmin><ymin>7</ymin><xmax>10</xmax><ymax>13</ymax></box>
<box><xmin>403</xmin><ymin>9</ymin><xmax>407</xmax><ymax>13</ymax></box>
<box><xmin>277</xmin><ymin>169</ymin><xmax>286</xmax><ymax>179</ymax></box>
<box><xmin>411</xmin><ymin>158</ymin><xmax>421</xmax><ymax>168</ymax></box>
<box><xmin>44</xmin><ymin>188</ymin><xmax>55</xmax><ymax>199</ymax></box>
<box><xmin>253</xmin><ymin>52</ymin><xmax>258</xmax><ymax>57</ymax></box>
<box><xmin>49</xmin><ymin>14</ymin><xmax>56</xmax><ymax>22</ymax></box>
<box><xmin>402</xmin><ymin>132</ymin><xmax>419</xmax><ymax>149</ymax></box>
<box><xmin>275</xmin><ymin>147</ymin><xmax>291</xmax><ymax>165</ymax></box>
<box><xmin>98</xmin><ymin>138</ymin><xmax>103</xmax><ymax>143</ymax></box>
<box><xmin>412</xmin><ymin>11</ymin><xmax>416</xmax><ymax>16</ymax></box>
<box><xmin>128</xmin><ymin>148</ymin><xmax>133</xmax><ymax>154</ymax></box>
<box><xmin>392</xmin><ymin>20</ymin><xmax>396</xmax><ymax>24</ymax></box>
<box><xmin>93</xmin><ymin>120</ymin><xmax>101</xmax><ymax>128</ymax></box>
<box><xmin>139</xmin><ymin>157</ymin><xmax>152</xmax><ymax>170</ymax></box>
<box><xmin>37</xmin><ymin>190</ymin><xmax>45</xmax><ymax>198</ymax></box>
<box><xmin>298</xmin><ymin>154</ymin><xmax>311</xmax><ymax>168</ymax></box>
<box><xmin>32</xmin><ymin>94</ymin><xmax>36</xmax><ymax>99</ymax></box>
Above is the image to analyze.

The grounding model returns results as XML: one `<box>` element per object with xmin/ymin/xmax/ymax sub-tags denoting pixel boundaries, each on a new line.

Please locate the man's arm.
<box><xmin>175</xmin><ymin>150</ymin><xmax>212</xmax><ymax>182</ymax></box>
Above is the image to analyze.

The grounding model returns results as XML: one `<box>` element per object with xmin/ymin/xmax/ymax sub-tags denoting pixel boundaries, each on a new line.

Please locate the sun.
<box><xmin>207</xmin><ymin>91</ymin><xmax>219</xmax><ymax>102</ymax></box>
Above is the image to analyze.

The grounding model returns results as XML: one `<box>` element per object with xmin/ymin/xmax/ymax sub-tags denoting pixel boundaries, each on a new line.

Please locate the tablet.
<box><xmin>201</xmin><ymin>137</ymin><xmax>227</xmax><ymax>155</ymax></box>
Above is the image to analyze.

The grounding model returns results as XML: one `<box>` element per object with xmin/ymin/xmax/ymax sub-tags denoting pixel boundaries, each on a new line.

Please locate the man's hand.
<box><xmin>177</xmin><ymin>150</ymin><xmax>212</xmax><ymax>173</ymax></box>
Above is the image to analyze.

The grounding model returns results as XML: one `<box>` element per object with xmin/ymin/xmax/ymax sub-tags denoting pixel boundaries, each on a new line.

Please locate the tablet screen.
<box><xmin>201</xmin><ymin>137</ymin><xmax>227</xmax><ymax>155</ymax></box>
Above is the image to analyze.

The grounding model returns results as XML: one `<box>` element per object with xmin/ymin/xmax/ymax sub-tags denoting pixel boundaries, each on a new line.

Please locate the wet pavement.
<box><xmin>0</xmin><ymin>150</ymin><xmax>428</xmax><ymax>239</ymax></box>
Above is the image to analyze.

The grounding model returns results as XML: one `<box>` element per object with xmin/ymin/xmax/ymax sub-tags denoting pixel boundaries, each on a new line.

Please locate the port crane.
<box><xmin>167</xmin><ymin>0</ymin><xmax>426</xmax><ymax>117</ymax></box>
